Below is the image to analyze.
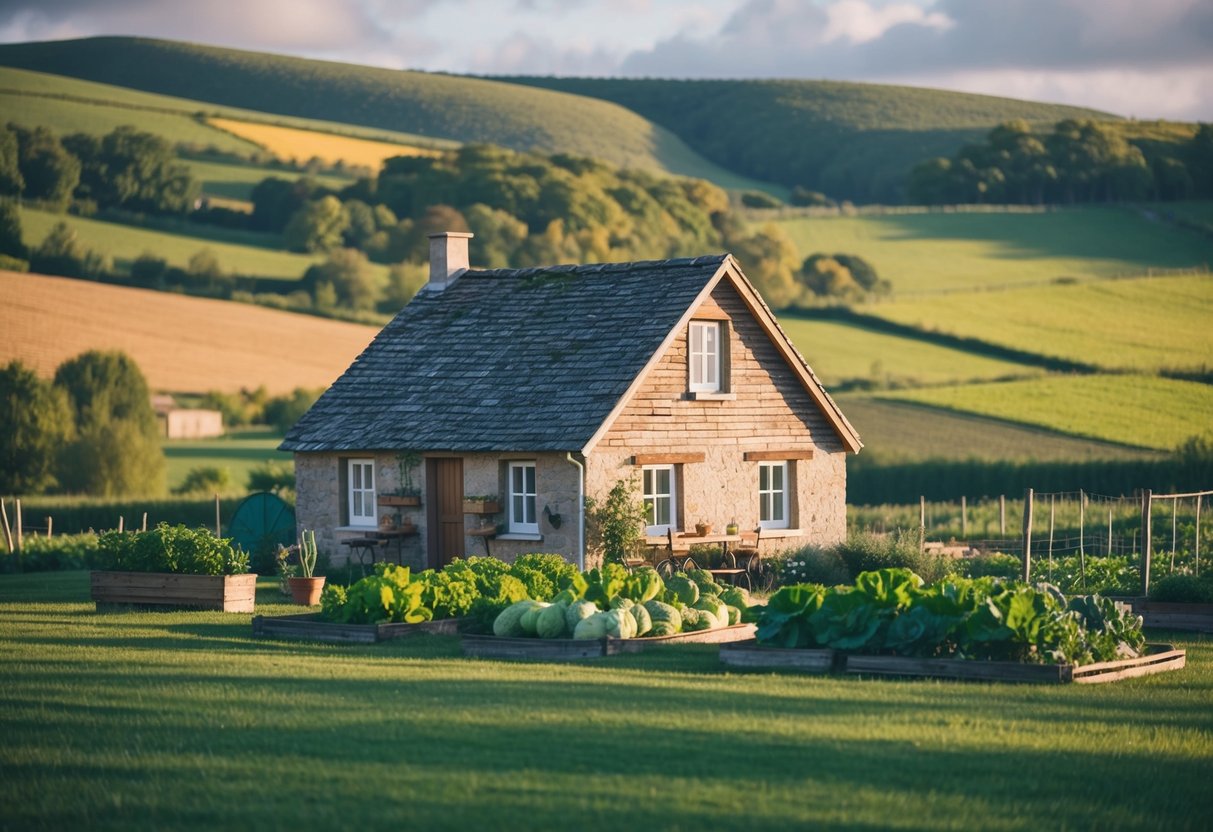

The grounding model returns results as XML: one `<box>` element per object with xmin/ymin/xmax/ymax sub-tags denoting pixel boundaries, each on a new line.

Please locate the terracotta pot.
<box><xmin>695</xmin><ymin>523</ymin><xmax>713</xmax><ymax>537</ymax></box>
<box><xmin>288</xmin><ymin>576</ymin><xmax>326</xmax><ymax>606</ymax></box>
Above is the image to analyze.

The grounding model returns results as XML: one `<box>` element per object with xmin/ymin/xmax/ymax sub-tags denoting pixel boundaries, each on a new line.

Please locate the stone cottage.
<box><xmin>281</xmin><ymin>232</ymin><xmax>861</xmax><ymax>569</ymax></box>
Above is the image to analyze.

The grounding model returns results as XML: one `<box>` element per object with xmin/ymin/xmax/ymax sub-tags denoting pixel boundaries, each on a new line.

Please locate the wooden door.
<box><xmin>427</xmin><ymin>457</ymin><xmax>464</xmax><ymax>569</ymax></box>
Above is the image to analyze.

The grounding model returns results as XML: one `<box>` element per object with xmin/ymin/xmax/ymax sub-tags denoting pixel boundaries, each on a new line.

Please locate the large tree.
<box><xmin>13</xmin><ymin>125</ymin><xmax>80</xmax><ymax>210</ymax></box>
<box><xmin>0</xmin><ymin>361</ymin><xmax>74</xmax><ymax>494</ymax></box>
<box><xmin>0</xmin><ymin>125</ymin><xmax>24</xmax><ymax>197</ymax></box>
<box><xmin>53</xmin><ymin>350</ymin><xmax>165</xmax><ymax>496</ymax></box>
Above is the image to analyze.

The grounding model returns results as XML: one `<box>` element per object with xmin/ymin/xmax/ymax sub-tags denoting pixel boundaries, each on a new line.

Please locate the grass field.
<box><xmin>775</xmin><ymin>208</ymin><xmax>1213</xmax><ymax>294</ymax></box>
<box><xmin>208</xmin><ymin>117</ymin><xmax>439</xmax><ymax>171</ymax></box>
<box><xmin>3</xmin><ymin>271</ymin><xmax>376</xmax><ymax>394</ymax></box>
<box><xmin>781</xmin><ymin>317</ymin><xmax>1040</xmax><ymax>386</ymax></box>
<box><xmin>837</xmin><ymin>396</ymin><xmax>1160</xmax><ymax>462</ymax></box>
<box><xmin>183</xmin><ymin>158</ymin><xmax>354</xmax><ymax>203</ymax></box>
<box><xmin>877</xmin><ymin>374</ymin><xmax>1213</xmax><ymax>451</ymax></box>
<box><xmin>864</xmin><ymin>274</ymin><xmax>1213</xmax><ymax>373</ymax></box>
<box><xmin>17</xmin><ymin>206</ymin><xmax>354</xmax><ymax>281</ymax></box>
<box><xmin>0</xmin><ymin>571</ymin><xmax>1207</xmax><ymax>831</ymax></box>
<box><xmin>163</xmin><ymin>430</ymin><xmax>290</xmax><ymax>494</ymax></box>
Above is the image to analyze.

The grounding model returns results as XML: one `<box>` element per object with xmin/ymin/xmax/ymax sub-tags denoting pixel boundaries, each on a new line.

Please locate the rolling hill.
<box><xmin>0</xmin><ymin>37</ymin><xmax>772</xmax><ymax>193</ymax></box>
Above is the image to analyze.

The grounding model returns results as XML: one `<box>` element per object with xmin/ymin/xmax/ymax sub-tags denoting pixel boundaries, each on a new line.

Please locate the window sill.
<box><xmin>495</xmin><ymin>533</ymin><xmax>543</xmax><ymax>542</ymax></box>
<box><xmin>685</xmin><ymin>391</ymin><xmax>736</xmax><ymax>401</ymax></box>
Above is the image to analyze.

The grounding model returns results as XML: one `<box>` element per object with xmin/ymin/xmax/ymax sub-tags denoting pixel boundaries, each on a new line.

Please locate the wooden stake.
<box><xmin>118</xmin><ymin>516</ymin><xmax>124</xmax><ymax>533</ymax></box>
<box><xmin>1142</xmin><ymin>489</ymin><xmax>1153</xmax><ymax>597</ymax></box>
<box><xmin>1021</xmin><ymin>488</ymin><xmax>1034</xmax><ymax>582</ymax></box>
<box><xmin>1170</xmin><ymin>497</ymin><xmax>1178</xmax><ymax>572</ymax></box>
<box><xmin>1107</xmin><ymin>506</ymin><xmax>1113</xmax><ymax>556</ymax></box>
<box><xmin>46</xmin><ymin>516</ymin><xmax>52</xmax><ymax>539</ymax></box>
<box><xmin>14</xmin><ymin>498</ymin><xmax>21</xmax><ymax>553</ymax></box>
<box><xmin>961</xmin><ymin>496</ymin><xmax>967</xmax><ymax>539</ymax></box>
<box><xmin>142</xmin><ymin>512</ymin><xmax>148</xmax><ymax>532</ymax></box>
<box><xmin>1196</xmin><ymin>494</ymin><xmax>1202</xmax><ymax>577</ymax></box>
<box><xmin>214</xmin><ymin>494</ymin><xmax>221</xmax><ymax>537</ymax></box>
<box><xmin>1048</xmin><ymin>495</ymin><xmax>1055</xmax><ymax>582</ymax></box>
<box><xmin>999</xmin><ymin>495</ymin><xmax>1006</xmax><ymax>537</ymax></box>
<box><xmin>1078</xmin><ymin>490</ymin><xmax>1086</xmax><ymax>592</ymax></box>
<box><xmin>0</xmin><ymin>499</ymin><xmax>12</xmax><ymax>554</ymax></box>
<box><xmin>918</xmin><ymin>496</ymin><xmax>925</xmax><ymax>553</ymax></box>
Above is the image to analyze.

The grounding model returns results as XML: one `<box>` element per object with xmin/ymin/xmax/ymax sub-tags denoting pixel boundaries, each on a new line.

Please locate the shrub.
<box><xmin>4</xmin><ymin>533</ymin><xmax>101</xmax><ymax>573</ymax></box>
<box><xmin>1149</xmin><ymin>573</ymin><xmax>1213</xmax><ymax>604</ymax></box>
<box><xmin>773</xmin><ymin>544</ymin><xmax>850</xmax><ymax>588</ymax></box>
<box><xmin>957</xmin><ymin>552</ymin><xmax>1021</xmax><ymax>580</ymax></box>
<box><xmin>97</xmin><ymin>523</ymin><xmax>248</xmax><ymax>575</ymax></box>
<box><xmin>835</xmin><ymin>530</ymin><xmax>951</xmax><ymax>583</ymax></box>
<box><xmin>172</xmin><ymin>465</ymin><xmax>231</xmax><ymax>496</ymax></box>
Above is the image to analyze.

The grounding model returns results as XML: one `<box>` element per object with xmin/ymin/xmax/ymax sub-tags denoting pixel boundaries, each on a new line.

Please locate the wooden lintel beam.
<box><xmin>743</xmin><ymin>450</ymin><xmax>815</xmax><ymax>462</ymax></box>
<box><xmin>631</xmin><ymin>453</ymin><xmax>706</xmax><ymax>465</ymax></box>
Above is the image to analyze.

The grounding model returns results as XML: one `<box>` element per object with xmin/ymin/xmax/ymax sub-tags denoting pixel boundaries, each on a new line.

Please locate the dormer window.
<box><xmin>688</xmin><ymin>321</ymin><xmax>721</xmax><ymax>393</ymax></box>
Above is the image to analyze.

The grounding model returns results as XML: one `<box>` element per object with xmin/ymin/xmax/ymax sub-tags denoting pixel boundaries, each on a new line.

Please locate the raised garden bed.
<box><xmin>1136</xmin><ymin>601</ymin><xmax>1213</xmax><ymax>633</ymax></box>
<box><xmin>91</xmin><ymin>571</ymin><xmax>257</xmax><ymax>612</ymax></box>
<box><xmin>462</xmin><ymin>624</ymin><xmax>756</xmax><ymax>661</ymax></box>
<box><xmin>844</xmin><ymin>643</ymin><xmax>1185</xmax><ymax>684</ymax></box>
<box><xmin>718</xmin><ymin>639</ymin><xmax>837</xmax><ymax>673</ymax></box>
<box><xmin>251</xmin><ymin>613</ymin><xmax>466</xmax><ymax>644</ymax></box>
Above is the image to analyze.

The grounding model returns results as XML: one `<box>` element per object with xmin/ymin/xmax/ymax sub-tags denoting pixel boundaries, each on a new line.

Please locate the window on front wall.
<box><xmin>688</xmin><ymin>321</ymin><xmax>721</xmax><ymax>393</ymax></box>
<box><xmin>642</xmin><ymin>464</ymin><xmax>677</xmax><ymax>535</ymax></box>
<box><xmin>759</xmin><ymin>462</ymin><xmax>789</xmax><ymax>530</ymax></box>
<box><xmin>348</xmin><ymin>458</ymin><xmax>376</xmax><ymax>527</ymax></box>
<box><xmin>509</xmin><ymin>461</ymin><xmax>538</xmax><ymax>534</ymax></box>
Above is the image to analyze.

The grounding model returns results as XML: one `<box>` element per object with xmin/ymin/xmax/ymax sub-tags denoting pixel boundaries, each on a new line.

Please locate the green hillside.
<box><xmin>0</xmin><ymin>37</ymin><xmax>773</xmax><ymax>193</ymax></box>
<box><xmin>505</xmin><ymin>77</ymin><xmax>1112</xmax><ymax>201</ymax></box>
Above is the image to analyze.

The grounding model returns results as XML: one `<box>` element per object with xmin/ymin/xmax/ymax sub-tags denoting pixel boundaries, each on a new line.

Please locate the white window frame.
<box><xmin>347</xmin><ymin>458</ymin><xmax>376</xmax><ymax>527</ymax></box>
<box><xmin>758</xmin><ymin>462</ymin><xmax>789</xmax><ymax>530</ymax></box>
<box><xmin>642</xmin><ymin>464</ymin><xmax>677</xmax><ymax>535</ymax></box>
<box><xmin>508</xmin><ymin>461</ymin><xmax>538</xmax><ymax>535</ymax></box>
<box><xmin>688</xmin><ymin>321</ymin><xmax>721</xmax><ymax>393</ymax></box>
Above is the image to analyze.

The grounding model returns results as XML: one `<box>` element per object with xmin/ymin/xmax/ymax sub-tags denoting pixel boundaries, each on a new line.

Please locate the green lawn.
<box><xmin>877</xmin><ymin>374</ymin><xmax>1213</xmax><ymax>451</ymax></box>
<box><xmin>837</xmin><ymin>395</ymin><xmax>1161</xmax><ymax>462</ymax></box>
<box><xmin>780</xmin><ymin>317</ymin><xmax>1040</xmax><ymax>386</ymax></box>
<box><xmin>0</xmin><ymin>571</ymin><xmax>1208</xmax><ymax>831</ymax></box>
<box><xmin>18</xmin><ymin>206</ymin><xmax>352</xmax><ymax>281</ymax></box>
<box><xmin>183</xmin><ymin>158</ymin><xmax>355</xmax><ymax>202</ymax></box>
<box><xmin>163</xmin><ymin>430</ymin><xmax>290</xmax><ymax>494</ymax></box>
<box><xmin>864</xmin><ymin>274</ymin><xmax>1213</xmax><ymax>373</ymax></box>
<box><xmin>775</xmin><ymin>207</ymin><xmax>1213</xmax><ymax>294</ymax></box>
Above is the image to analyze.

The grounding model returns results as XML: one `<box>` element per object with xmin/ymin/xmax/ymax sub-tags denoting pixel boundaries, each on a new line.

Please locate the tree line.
<box><xmin>909</xmin><ymin>119</ymin><xmax>1213</xmax><ymax>205</ymax></box>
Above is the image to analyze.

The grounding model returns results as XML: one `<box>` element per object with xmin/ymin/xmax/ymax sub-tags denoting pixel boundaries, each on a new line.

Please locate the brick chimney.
<box><xmin>425</xmin><ymin>231</ymin><xmax>474</xmax><ymax>292</ymax></box>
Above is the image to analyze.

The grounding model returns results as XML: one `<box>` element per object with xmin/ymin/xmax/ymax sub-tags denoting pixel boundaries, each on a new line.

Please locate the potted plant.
<box><xmin>288</xmin><ymin>530</ymin><xmax>326</xmax><ymax>606</ymax></box>
<box><xmin>695</xmin><ymin>520</ymin><xmax>713</xmax><ymax>537</ymax></box>
<box><xmin>275</xmin><ymin>544</ymin><xmax>297</xmax><ymax>599</ymax></box>
<box><xmin>378</xmin><ymin>451</ymin><xmax>422</xmax><ymax>506</ymax></box>
<box><xmin>726</xmin><ymin>518</ymin><xmax>740</xmax><ymax>536</ymax></box>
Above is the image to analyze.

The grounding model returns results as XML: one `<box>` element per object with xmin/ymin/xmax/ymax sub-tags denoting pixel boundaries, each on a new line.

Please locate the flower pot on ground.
<box><xmin>289</xmin><ymin>529</ymin><xmax>326</xmax><ymax>606</ymax></box>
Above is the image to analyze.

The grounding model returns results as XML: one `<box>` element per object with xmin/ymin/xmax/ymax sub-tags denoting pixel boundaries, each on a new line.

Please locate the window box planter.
<box><xmin>843</xmin><ymin>643</ymin><xmax>1185</xmax><ymax>684</ymax></box>
<box><xmin>463</xmin><ymin>499</ymin><xmax>501</xmax><ymax>515</ymax></box>
<box><xmin>378</xmin><ymin>494</ymin><xmax>421</xmax><ymax>507</ymax></box>
<box><xmin>252</xmin><ymin>613</ymin><xmax>468</xmax><ymax>644</ymax></box>
<box><xmin>90</xmin><ymin>571</ymin><xmax>257</xmax><ymax>612</ymax></box>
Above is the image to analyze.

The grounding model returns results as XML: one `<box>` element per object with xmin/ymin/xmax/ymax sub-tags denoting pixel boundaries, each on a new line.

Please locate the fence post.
<box><xmin>999</xmin><ymin>495</ymin><xmax>1006</xmax><ymax>537</ymax></box>
<box><xmin>918</xmin><ymin>496</ymin><xmax>926</xmax><ymax>553</ymax></box>
<box><xmin>214</xmin><ymin>494</ymin><xmax>221</xmax><ymax>537</ymax></box>
<box><xmin>961</xmin><ymin>496</ymin><xmax>967</xmax><ymax>538</ymax></box>
<box><xmin>1196</xmin><ymin>494</ymin><xmax>1202</xmax><ymax>577</ymax></box>
<box><xmin>0</xmin><ymin>500</ymin><xmax>12</xmax><ymax>554</ymax></box>
<box><xmin>1142</xmin><ymin>489</ymin><xmax>1153</xmax><ymax>597</ymax></box>
<box><xmin>1170</xmin><ymin>497</ymin><xmax>1178</xmax><ymax>572</ymax></box>
<box><xmin>1078</xmin><ymin>490</ymin><xmax>1086</xmax><ymax>591</ymax></box>
<box><xmin>46</xmin><ymin>516</ymin><xmax>52</xmax><ymax>540</ymax></box>
<box><xmin>142</xmin><ymin>512</ymin><xmax>148</xmax><ymax>532</ymax></box>
<box><xmin>14</xmin><ymin>498</ymin><xmax>21</xmax><ymax>553</ymax></box>
<box><xmin>118</xmin><ymin>516</ymin><xmax>124</xmax><ymax>533</ymax></box>
<box><xmin>1021</xmin><ymin>488</ymin><xmax>1034</xmax><ymax>582</ymax></box>
<box><xmin>1048</xmin><ymin>495</ymin><xmax>1055</xmax><ymax>581</ymax></box>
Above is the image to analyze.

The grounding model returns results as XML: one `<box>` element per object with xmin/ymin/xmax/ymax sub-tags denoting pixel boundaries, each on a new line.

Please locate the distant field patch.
<box><xmin>779</xmin><ymin>316</ymin><xmax>1039</xmax><ymax>386</ymax></box>
<box><xmin>877</xmin><ymin>374</ymin><xmax>1213</xmax><ymax>451</ymax></box>
<box><xmin>208</xmin><ymin>117</ymin><xmax>439</xmax><ymax>171</ymax></box>
<box><xmin>163</xmin><ymin>430</ymin><xmax>290</xmax><ymax>494</ymax></box>
<box><xmin>838</xmin><ymin>396</ymin><xmax>1161</xmax><ymax>463</ymax></box>
<box><xmin>3</xmin><ymin>271</ymin><xmax>376</xmax><ymax>394</ymax></box>
<box><xmin>775</xmin><ymin>207</ymin><xmax>1213</xmax><ymax>293</ymax></box>
<box><xmin>18</xmin><ymin>206</ymin><xmax>348</xmax><ymax>281</ymax></box>
<box><xmin>183</xmin><ymin>158</ymin><xmax>354</xmax><ymax>202</ymax></box>
<box><xmin>865</xmin><ymin>274</ymin><xmax>1213</xmax><ymax>373</ymax></box>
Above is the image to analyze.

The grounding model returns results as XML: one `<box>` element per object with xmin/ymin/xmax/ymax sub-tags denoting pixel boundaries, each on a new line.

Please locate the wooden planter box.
<box><xmin>844</xmin><ymin>644</ymin><xmax>1185</xmax><ymax>685</ymax></box>
<box><xmin>91</xmin><ymin>571</ymin><xmax>256</xmax><ymax>612</ymax></box>
<box><xmin>378</xmin><ymin>495</ymin><xmax>421</xmax><ymax>507</ymax></box>
<box><xmin>1137</xmin><ymin>601</ymin><xmax>1213</xmax><ymax>633</ymax></box>
<box><xmin>718</xmin><ymin>640</ymin><xmax>837</xmax><ymax>673</ymax></box>
<box><xmin>461</xmin><ymin>624</ymin><xmax>757</xmax><ymax>661</ymax></box>
<box><xmin>252</xmin><ymin>613</ymin><xmax>466</xmax><ymax>644</ymax></box>
<box><xmin>462</xmin><ymin>500</ymin><xmax>500</xmax><ymax>515</ymax></box>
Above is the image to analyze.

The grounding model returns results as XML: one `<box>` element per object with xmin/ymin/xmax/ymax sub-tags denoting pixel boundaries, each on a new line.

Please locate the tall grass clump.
<box><xmin>834</xmin><ymin>530</ymin><xmax>952</xmax><ymax>583</ymax></box>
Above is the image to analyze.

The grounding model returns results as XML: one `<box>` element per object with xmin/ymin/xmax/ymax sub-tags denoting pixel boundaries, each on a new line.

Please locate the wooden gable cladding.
<box><xmin>597</xmin><ymin>278</ymin><xmax>840</xmax><ymax>455</ymax></box>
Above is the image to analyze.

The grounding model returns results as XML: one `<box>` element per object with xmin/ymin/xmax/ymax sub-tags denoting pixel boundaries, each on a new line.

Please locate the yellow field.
<box><xmin>3</xmin><ymin>271</ymin><xmax>378</xmax><ymax>394</ymax></box>
<box><xmin>208</xmin><ymin>117</ymin><xmax>439</xmax><ymax>171</ymax></box>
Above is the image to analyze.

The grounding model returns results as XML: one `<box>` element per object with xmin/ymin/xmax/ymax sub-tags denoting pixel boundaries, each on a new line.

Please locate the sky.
<box><xmin>1</xmin><ymin>0</ymin><xmax>1211</xmax><ymax>120</ymax></box>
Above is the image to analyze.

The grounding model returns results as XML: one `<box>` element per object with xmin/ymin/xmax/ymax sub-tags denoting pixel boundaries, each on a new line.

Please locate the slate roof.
<box><xmin>280</xmin><ymin>254</ymin><xmax>731</xmax><ymax>453</ymax></box>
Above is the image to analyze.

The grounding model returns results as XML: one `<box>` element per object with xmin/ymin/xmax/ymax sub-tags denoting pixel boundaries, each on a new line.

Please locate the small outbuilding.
<box><xmin>281</xmin><ymin>232</ymin><xmax>861</xmax><ymax>569</ymax></box>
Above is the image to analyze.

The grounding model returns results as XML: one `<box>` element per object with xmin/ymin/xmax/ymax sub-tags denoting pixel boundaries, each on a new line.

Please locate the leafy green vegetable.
<box><xmin>493</xmin><ymin>600</ymin><xmax>541</xmax><ymax>637</ymax></box>
<box><xmin>620</xmin><ymin>568</ymin><xmax>663</xmax><ymax>604</ymax></box>
<box><xmin>573</xmin><ymin>612</ymin><xmax>610</xmax><ymax>639</ymax></box>
<box><xmin>643</xmin><ymin>600</ymin><xmax>682</xmax><ymax>634</ymax></box>
<box><xmin>536</xmin><ymin>603</ymin><xmax>568</xmax><ymax>639</ymax></box>
<box><xmin>665</xmin><ymin>575</ymin><xmax>699</xmax><ymax>606</ymax></box>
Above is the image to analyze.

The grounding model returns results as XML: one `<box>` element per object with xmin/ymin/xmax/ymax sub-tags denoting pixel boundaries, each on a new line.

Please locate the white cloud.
<box><xmin>822</xmin><ymin>0</ymin><xmax>951</xmax><ymax>46</ymax></box>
